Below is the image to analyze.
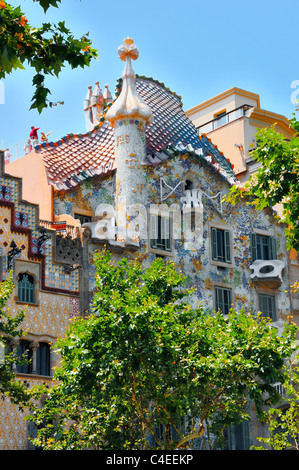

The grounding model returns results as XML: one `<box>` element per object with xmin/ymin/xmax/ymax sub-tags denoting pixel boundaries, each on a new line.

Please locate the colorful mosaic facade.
<box><xmin>0</xmin><ymin>160</ymin><xmax>81</xmax><ymax>449</ymax></box>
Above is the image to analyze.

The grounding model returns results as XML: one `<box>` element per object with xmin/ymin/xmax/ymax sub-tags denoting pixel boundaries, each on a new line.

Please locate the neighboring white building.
<box><xmin>186</xmin><ymin>87</ymin><xmax>295</xmax><ymax>181</ymax></box>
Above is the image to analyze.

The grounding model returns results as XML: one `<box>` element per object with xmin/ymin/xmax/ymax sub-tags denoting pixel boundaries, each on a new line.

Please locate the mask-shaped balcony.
<box><xmin>249</xmin><ymin>259</ymin><xmax>285</xmax><ymax>288</ymax></box>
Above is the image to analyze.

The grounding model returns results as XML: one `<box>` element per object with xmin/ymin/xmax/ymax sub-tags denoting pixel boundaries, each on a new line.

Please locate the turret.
<box><xmin>84</xmin><ymin>85</ymin><xmax>93</xmax><ymax>131</ymax></box>
<box><xmin>106</xmin><ymin>37</ymin><xmax>153</xmax><ymax>244</ymax></box>
<box><xmin>84</xmin><ymin>82</ymin><xmax>111</xmax><ymax>131</ymax></box>
<box><xmin>91</xmin><ymin>82</ymin><xmax>104</xmax><ymax>124</ymax></box>
<box><xmin>103</xmin><ymin>84</ymin><xmax>113</xmax><ymax>105</ymax></box>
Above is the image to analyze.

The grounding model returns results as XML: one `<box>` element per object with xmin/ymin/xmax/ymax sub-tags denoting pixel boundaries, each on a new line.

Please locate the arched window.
<box><xmin>18</xmin><ymin>273</ymin><xmax>35</xmax><ymax>303</ymax></box>
<box><xmin>184</xmin><ymin>179</ymin><xmax>194</xmax><ymax>191</ymax></box>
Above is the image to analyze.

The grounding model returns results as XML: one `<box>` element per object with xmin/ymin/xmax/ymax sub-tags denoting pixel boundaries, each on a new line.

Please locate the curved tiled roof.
<box><xmin>36</xmin><ymin>77</ymin><xmax>237</xmax><ymax>190</ymax></box>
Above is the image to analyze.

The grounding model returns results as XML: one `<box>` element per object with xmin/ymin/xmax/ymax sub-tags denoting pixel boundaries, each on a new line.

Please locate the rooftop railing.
<box><xmin>39</xmin><ymin>219</ymin><xmax>80</xmax><ymax>239</ymax></box>
<box><xmin>197</xmin><ymin>104</ymin><xmax>253</xmax><ymax>135</ymax></box>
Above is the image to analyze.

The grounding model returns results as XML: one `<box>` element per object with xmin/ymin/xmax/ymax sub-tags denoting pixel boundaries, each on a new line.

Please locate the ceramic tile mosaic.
<box><xmin>0</xmin><ymin>166</ymin><xmax>81</xmax><ymax>450</ymax></box>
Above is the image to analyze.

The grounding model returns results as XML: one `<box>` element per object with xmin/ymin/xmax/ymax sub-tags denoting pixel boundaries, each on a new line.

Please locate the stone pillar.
<box><xmin>31</xmin><ymin>341</ymin><xmax>38</xmax><ymax>375</ymax></box>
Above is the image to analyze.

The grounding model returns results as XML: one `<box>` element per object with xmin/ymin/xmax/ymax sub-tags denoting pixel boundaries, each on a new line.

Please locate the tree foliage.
<box><xmin>27</xmin><ymin>251</ymin><xmax>298</xmax><ymax>450</ymax></box>
<box><xmin>0</xmin><ymin>0</ymin><xmax>98</xmax><ymax>112</ymax></box>
<box><xmin>254</xmin><ymin>358</ymin><xmax>299</xmax><ymax>450</ymax></box>
<box><xmin>226</xmin><ymin>118</ymin><xmax>299</xmax><ymax>251</ymax></box>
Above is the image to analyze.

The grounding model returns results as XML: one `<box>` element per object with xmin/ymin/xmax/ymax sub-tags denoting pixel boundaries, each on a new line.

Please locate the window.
<box><xmin>215</xmin><ymin>287</ymin><xmax>232</xmax><ymax>315</ymax></box>
<box><xmin>18</xmin><ymin>273</ymin><xmax>35</xmax><ymax>304</ymax></box>
<box><xmin>213</xmin><ymin>110</ymin><xmax>228</xmax><ymax>129</ymax></box>
<box><xmin>0</xmin><ymin>340</ymin><xmax>5</xmax><ymax>365</ymax></box>
<box><xmin>258</xmin><ymin>294</ymin><xmax>276</xmax><ymax>321</ymax></box>
<box><xmin>211</xmin><ymin>227</ymin><xmax>231</xmax><ymax>264</ymax></box>
<box><xmin>15</xmin><ymin>341</ymin><xmax>51</xmax><ymax>376</ymax></box>
<box><xmin>36</xmin><ymin>342</ymin><xmax>51</xmax><ymax>376</ymax></box>
<box><xmin>251</xmin><ymin>233</ymin><xmax>277</xmax><ymax>262</ymax></box>
<box><xmin>16</xmin><ymin>340</ymin><xmax>32</xmax><ymax>374</ymax></box>
<box><xmin>226</xmin><ymin>421</ymin><xmax>251</xmax><ymax>450</ymax></box>
<box><xmin>150</xmin><ymin>214</ymin><xmax>172</xmax><ymax>253</ymax></box>
<box><xmin>184</xmin><ymin>179</ymin><xmax>194</xmax><ymax>191</ymax></box>
<box><xmin>74</xmin><ymin>213</ymin><xmax>92</xmax><ymax>225</ymax></box>
<box><xmin>15</xmin><ymin>260</ymin><xmax>40</xmax><ymax>306</ymax></box>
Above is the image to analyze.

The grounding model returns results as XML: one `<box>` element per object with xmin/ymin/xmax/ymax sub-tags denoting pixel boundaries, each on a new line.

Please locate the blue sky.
<box><xmin>1</xmin><ymin>0</ymin><xmax>299</xmax><ymax>159</ymax></box>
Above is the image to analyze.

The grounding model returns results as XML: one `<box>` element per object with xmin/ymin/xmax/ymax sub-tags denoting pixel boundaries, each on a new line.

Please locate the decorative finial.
<box><xmin>106</xmin><ymin>37</ymin><xmax>153</xmax><ymax>127</ymax></box>
<box><xmin>118</xmin><ymin>37</ymin><xmax>139</xmax><ymax>62</ymax></box>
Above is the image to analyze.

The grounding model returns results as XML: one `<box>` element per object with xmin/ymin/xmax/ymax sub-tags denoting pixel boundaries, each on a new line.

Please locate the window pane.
<box><xmin>258</xmin><ymin>294</ymin><xmax>276</xmax><ymax>320</ymax></box>
<box><xmin>16</xmin><ymin>341</ymin><xmax>32</xmax><ymax>374</ymax></box>
<box><xmin>150</xmin><ymin>215</ymin><xmax>172</xmax><ymax>252</ymax></box>
<box><xmin>211</xmin><ymin>228</ymin><xmax>231</xmax><ymax>263</ymax></box>
<box><xmin>255</xmin><ymin>235</ymin><xmax>277</xmax><ymax>261</ymax></box>
<box><xmin>37</xmin><ymin>343</ymin><xmax>50</xmax><ymax>376</ymax></box>
<box><xmin>215</xmin><ymin>287</ymin><xmax>232</xmax><ymax>315</ymax></box>
<box><xmin>74</xmin><ymin>213</ymin><xmax>92</xmax><ymax>224</ymax></box>
<box><xmin>216</xmin><ymin>229</ymin><xmax>225</xmax><ymax>260</ymax></box>
<box><xmin>18</xmin><ymin>273</ymin><xmax>35</xmax><ymax>303</ymax></box>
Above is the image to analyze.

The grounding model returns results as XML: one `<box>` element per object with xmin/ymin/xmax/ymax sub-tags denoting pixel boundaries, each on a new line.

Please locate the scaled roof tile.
<box><xmin>36</xmin><ymin>77</ymin><xmax>237</xmax><ymax>190</ymax></box>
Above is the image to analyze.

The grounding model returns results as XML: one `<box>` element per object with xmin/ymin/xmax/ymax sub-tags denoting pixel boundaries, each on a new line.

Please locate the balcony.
<box><xmin>39</xmin><ymin>219</ymin><xmax>80</xmax><ymax>239</ymax></box>
<box><xmin>197</xmin><ymin>104</ymin><xmax>253</xmax><ymax>135</ymax></box>
<box><xmin>249</xmin><ymin>259</ymin><xmax>285</xmax><ymax>288</ymax></box>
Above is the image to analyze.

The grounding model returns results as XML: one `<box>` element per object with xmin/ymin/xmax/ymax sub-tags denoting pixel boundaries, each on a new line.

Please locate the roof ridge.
<box><xmin>115</xmin><ymin>75</ymin><xmax>183</xmax><ymax>107</ymax></box>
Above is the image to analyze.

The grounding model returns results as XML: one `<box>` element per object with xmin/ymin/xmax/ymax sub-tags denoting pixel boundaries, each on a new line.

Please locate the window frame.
<box><xmin>16</xmin><ymin>340</ymin><xmax>33</xmax><ymax>374</ymax></box>
<box><xmin>258</xmin><ymin>293</ymin><xmax>277</xmax><ymax>321</ymax></box>
<box><xmin>14</xmin><ymin>260</ymin><xmax>40</xmax><ymax>306</ymax></box>
<box><xmin>17</xmin><ymin>273</ymin><xmax>35</xmax><ymax>304</ymax></box>
<box><xmin>213</xmin><ymin>109</ymin><xmax>228</xmax><ymax>129</ymax></box>
<box><xmin>251</xmin><ymin>230</ymin><xmax>277</xmax><ymax>262</ymax></box>
<box><xmin>36</xmin><ymin>342</ymin><xmax>51</xmax><ymax>376</ymax></box>
<box><xmin>209</xmin><ymin>223</ymin><xmax>233</xmax><ymax>267</ymax></box>
<box><xmin>149</xmin><ymin>211</ymin><xmax>173</xmax><ymax>256</ymax></box>
<box><xmin>214</xmin><ymin>284</ymin><xmax>233</xmax><ymax>316</ymax></box>
<box><xmin>14</xmin><ymin>339</ymin><xmax>52</xmax><ymax>377</ymax></box>
<box><xmin>73</xmin><ymin>212</ymin><xmax>92</xmax><ymax>225</ymax></box>
<box><xmin>72</xmin><ymin>207</ymin><xmax>93</xmax><ymax>225</ymax></box>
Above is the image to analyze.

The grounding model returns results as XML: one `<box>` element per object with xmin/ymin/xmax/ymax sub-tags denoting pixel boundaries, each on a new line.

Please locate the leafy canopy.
<box><xmin>0</xmin><ymin>0</ymin><xmax>98</xmax><ymax>112</ymax></box>
<box><xmin>27</xmin><ymin>251</ymin><xmax>298</xmax><ymax>450</ymax></box>
<box><xmin>254</xmin><ymin>357</ymin><xmax>299</xmax><ymax>450</ymax></box>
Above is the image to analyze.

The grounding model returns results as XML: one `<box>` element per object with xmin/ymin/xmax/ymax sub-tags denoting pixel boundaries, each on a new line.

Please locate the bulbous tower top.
<box><xmin>106</xmin><ymin>37</ymin><xmax>153</xmax><ymax>127</ymax></box>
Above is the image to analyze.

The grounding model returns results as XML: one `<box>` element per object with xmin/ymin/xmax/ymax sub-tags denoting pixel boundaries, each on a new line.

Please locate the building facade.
<box><xmin>2</xmin><ymin>38</ymin><xmax>295</xmax><ymax>449</ymax></box>
<box><xmin>186</xmin><ymin>87</ymin><xmax>299</xmax><ymax>325</ymax></box>
<box><xmin>0</xmin><ymin>153</ymin><xmax>82</xmax><ymax>449</ymax></box>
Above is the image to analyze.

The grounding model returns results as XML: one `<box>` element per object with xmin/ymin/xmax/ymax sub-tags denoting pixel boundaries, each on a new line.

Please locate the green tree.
<box><xmin>226</xmin><ymin>117</ymin><xmax>299</xmax><ymax>252</ymax></box>
<box><xmin>0</xmin><ymin>275</ymin><xmax>28</xmax><ymax>406</ymax></box>
<box><xmin>254</xmin><ymin>357</ymin><xmax>299</xmax><ymax>450</ymax></box>
<box><xmin>27</xmin><ymin>251</ymin><xmax>298</xmax><ymax>450</ymax></box>
<box><xmin>0</xmin><ymin>0</ymin><xmax>98</xmax><ymax>112</ymax></box>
